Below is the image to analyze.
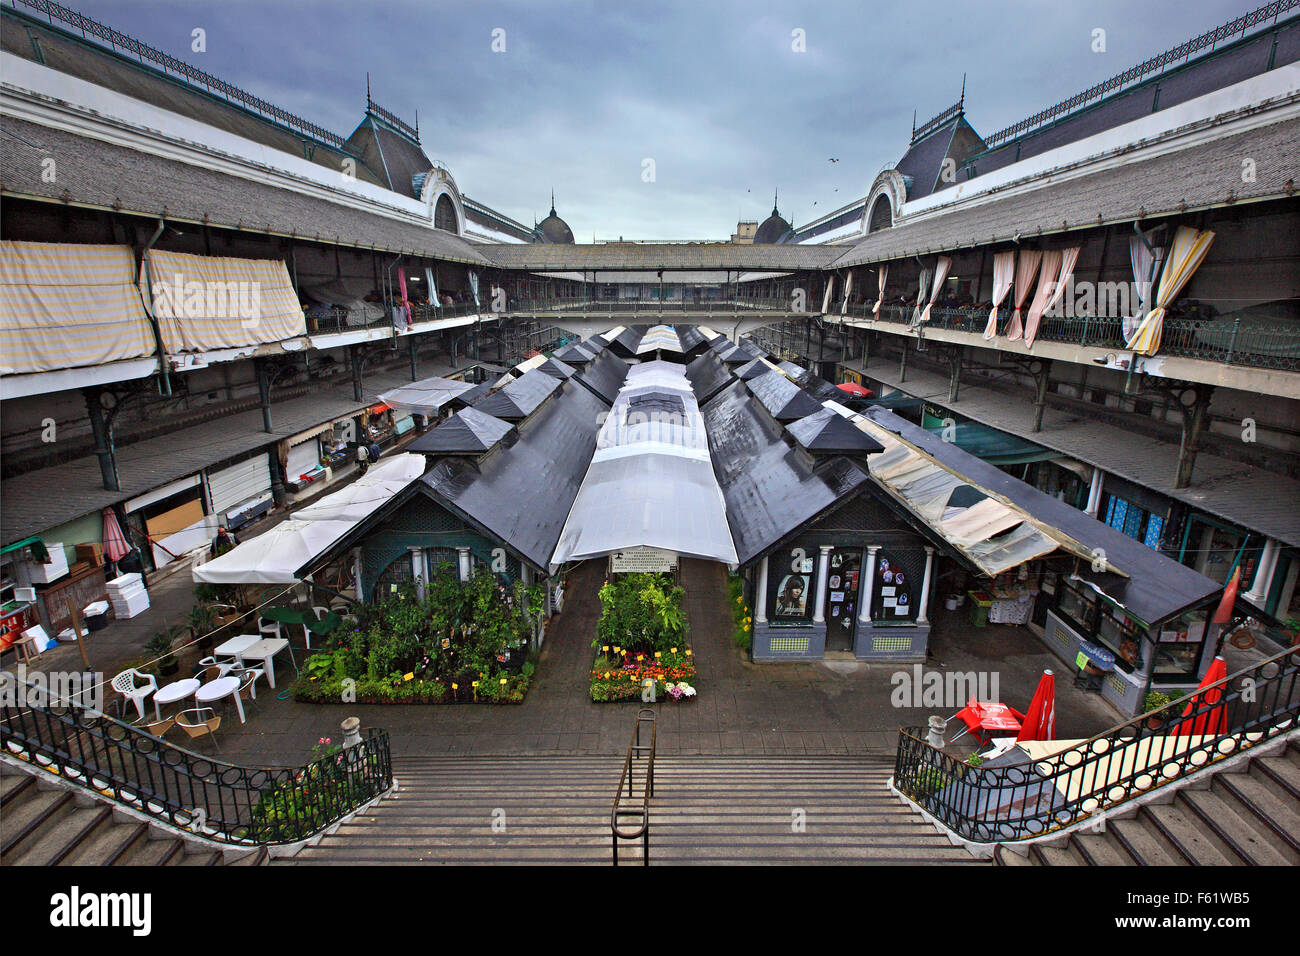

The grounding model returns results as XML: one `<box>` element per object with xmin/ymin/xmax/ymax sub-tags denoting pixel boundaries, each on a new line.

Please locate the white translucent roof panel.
<box><xmin>377</xmin><ymin>376</ymin><xmax>475</xmax><ymax>416</ymax></box>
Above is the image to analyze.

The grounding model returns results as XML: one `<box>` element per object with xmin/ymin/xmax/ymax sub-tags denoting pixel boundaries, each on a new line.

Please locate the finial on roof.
<box><xmin>773</xmin><ymin>188</ymin><xmax>779</xmax><ymax>216</ymax></box>
<box><xmin>367</xmin><ymin>72</ymin><xmax>371</xmax><ymax>104</ymax></box>
<box><xmin>960</xmin><ymin>73</ymin><xmax>966</xmax><ymax>109</ymax></box>
<box><xmin>550</xmin><ymin>189</ymin><xmax>556</xmax><ymax>217</ymax></box>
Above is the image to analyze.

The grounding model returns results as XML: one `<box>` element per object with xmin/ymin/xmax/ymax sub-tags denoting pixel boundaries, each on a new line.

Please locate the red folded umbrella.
<box><xmin>836</xmin><ymin>382</ymin><xmax>873</xmax><ymax>398</ymax></box>
<box><xmin>1211</xmin><ymin>566</ymin><xmax>1240</xmax><ymax>626</ymax></box>
<box><xmin>102</xmin><ymin>507</ymin><xmax>130</xmax><ymax>563</ymax></box>
<box><xmin>1175</xmin><ymin>656</ymin><xmax>1228</xmax><ymax>736</ymax></box>
<box><xmin>1016</xmin><ymin>669</ymin><xmax>1056</xmax><ymax>742</ymax></box>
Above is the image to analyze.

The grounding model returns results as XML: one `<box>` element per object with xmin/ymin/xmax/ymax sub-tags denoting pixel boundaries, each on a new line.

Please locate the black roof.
<box><xmin>776</xmin><ymin>361</ymin><xmax>844</xmax><ymax>402</ymax></box>
<box><xmin>787</xmin><ymin>408</ymin><xmax>885</xmax><ymax>455</ymax></box>
<box><xmin>553</xmin><ymin>341</ymin><xmax>596</xmax><ymax>364</ymax></box>
<box><xmin>746</xmin><ymin>370</ymin><xmax>823</xmax><ymax>422</ymax></box>
<box><xmin>471</xmin><ymin>368</ymin><xmax>563</xmax><ymax>420</ymax></box>
<box><xmin>423</xmin><ymin>382</ymin><xmax>608</xmax><ymax>570</ymax></box>
<box><xmin>535</xmin><ymin>357</ymin><xmax>579</xmax><ymax>381</ymax></box>
<box><xmin>572</xmin><ymin>350</ymin><xmax>631</xmax><ymax>405</ymax></box>
<box><xmin>684</xmin><ymin>352</ymin><xmax>735</xmax><ymax>406</ymax></box>
<box><xmin>863</xmin><ymin>407</ymin><xmax>1221</xmax><ymax>625</ymax></box>
<box><xmin>677</xmin><ymin>326</ymin><xmax>709</xmax><ymax>354</ymax></box>
<box><xmin>704</xmin><ymin>381</ymin><xmax>869</xmax><ymax>565</ymax></box>
<box><xmin>734</xmin><ymin>358</ymin><xmax>770</xmax><ymax>381</ymax></box>
<box><xmin>407</xmin><ymin>407</ymin><xmax>515</xmax><ymax>456</ymax></box>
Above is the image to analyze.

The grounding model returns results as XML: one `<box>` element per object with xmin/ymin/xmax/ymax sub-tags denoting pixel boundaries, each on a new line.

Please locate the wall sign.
<box><xmin>610</xmin><ymin>547</ymin><xmax>678</xmax><ymax>573</ymax></box>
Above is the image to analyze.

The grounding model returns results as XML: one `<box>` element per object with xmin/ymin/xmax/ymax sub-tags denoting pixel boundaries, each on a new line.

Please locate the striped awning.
<box><xmin>0</xmin><ymin>241</ymin><xmax>156</xmax><ymax>375</ymax></box>
<box><xmin>141</xmin><ymin>249</ymin><xmax>306</xmax><ymax>352</ymax></box>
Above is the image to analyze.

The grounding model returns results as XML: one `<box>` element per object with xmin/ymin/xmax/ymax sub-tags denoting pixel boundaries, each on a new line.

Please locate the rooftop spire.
<box><xmin>772</xmin><ymin>188</ymin><xmax>779</xmax><ymax>216</ymax></box>
<box><xmin>550</xmin><ymin>189</ymin><xmax>556</xmax><ymax>217</ymax></box>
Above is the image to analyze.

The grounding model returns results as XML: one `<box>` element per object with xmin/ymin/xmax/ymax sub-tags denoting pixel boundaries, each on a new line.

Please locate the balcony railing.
<box><xmin>1</xmin><ymin>681</ymin><xmax>393</xmax><ymax>846</ymax></box>
<box><xmin>835</xmin><ymin>304</ymin><xmax>1300</xmax><ymax>371</ymax></box>
<box><xmin>501</xmin><ymin>296</ymin><xmax>814</xmax><ymax>316</ymax></box>
<box><xmin>892</xmin><ymin>645</ymin><xmax>1300</xmax><ymax>844</ymax></box>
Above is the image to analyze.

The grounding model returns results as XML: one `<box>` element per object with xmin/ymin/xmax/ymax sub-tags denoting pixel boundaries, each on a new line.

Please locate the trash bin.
<box><xmin>967</xmin><ymin>591</ymin><xmax>992</xmax><ymax>628</ymax></box>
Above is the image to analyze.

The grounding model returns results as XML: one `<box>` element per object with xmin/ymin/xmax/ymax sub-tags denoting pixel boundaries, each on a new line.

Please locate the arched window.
<box><xmin>434</xmin><ymin>194</ymin><xmax>458</xmax><ymax>233</ymax></box>
<box><xmin>868</xmin><ymin>194</ymin><xmax>892</xmax><ymax>233</ymax></box>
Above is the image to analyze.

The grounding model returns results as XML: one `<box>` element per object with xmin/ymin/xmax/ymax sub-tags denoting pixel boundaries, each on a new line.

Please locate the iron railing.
<box><xmin>0</xmin><ymin>679</ymin><xmax>392</xmax><ymax>846</ymax></box>
<box><xmin>502</xmin><ymin>297</ymin><xmax>815</xmax><ymax>316</ymax></box>
<box><xmin>837</xmin><ymin>304</ymin><xmax>1300</xmax><ymax>371</ymax></box>
<box><xmin>611</xmin><ymin>708</ymin><xmax>657</xmax><ymax>866</ymax></box>
<box><xmin>893</xmin><ymin>645</ymin><xmax>1300</xmax><ymax>844</ymax></box>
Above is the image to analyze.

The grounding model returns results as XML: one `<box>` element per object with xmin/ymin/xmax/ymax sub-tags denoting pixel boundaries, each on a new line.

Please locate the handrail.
<box><xmin>892</xmin><ymin>644</ymin><xmax>1300</xmax><ymax>844</ymax></box>
<box><xmin>610</xmin><ymin>707</ymin><xmax>657</xmax><ymax>866</ymax></box>
<box><xmin>0</xmin><ymin>674</ymin><xmax>392</xmax><ymax>846</ymax></box>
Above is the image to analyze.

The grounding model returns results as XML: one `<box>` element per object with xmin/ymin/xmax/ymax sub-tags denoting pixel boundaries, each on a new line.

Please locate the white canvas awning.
<box><xmin>193</xmin><ymin>453</ymin><xmax>425</xmax><ymax>584</ymax></box>
<box><xmin>377</xmin><ymin>376</ymin><xmax>477</xmax><ymax>417</ymax></box>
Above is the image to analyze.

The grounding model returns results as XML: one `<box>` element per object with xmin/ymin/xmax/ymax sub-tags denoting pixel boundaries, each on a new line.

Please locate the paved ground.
<box><xmin>21</xmin><ymin>552</ymin><xmax>1123</xmax><ymax>767</ymax></box>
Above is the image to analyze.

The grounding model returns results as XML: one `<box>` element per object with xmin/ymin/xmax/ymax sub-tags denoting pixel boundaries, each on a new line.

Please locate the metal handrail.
<box><xmin>0</xmin><ymin>676</ymin><xmax>393</xmax><ymax>846</ymax></box>
<box><xmin>610</xmin><ymin>707</ymin><xmax>657</xmax><ymax>866</ymax></box>
<box><xmin>892</xmin><ymin>644</ymin><xmax>1300</xmax><ymax>844</ymax></box>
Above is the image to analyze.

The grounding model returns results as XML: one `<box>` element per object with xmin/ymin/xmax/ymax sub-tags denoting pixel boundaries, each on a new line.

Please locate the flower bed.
<box><xmin>291</xmin><ymin>567</ymin><xmax>543</xmax><ymax>706</ymax></box>
<box><xmin>728</xmin><ymin>573</ymin><xmax>753</xmax><ymax>650</ymax></box>
<box><xmin>589</xmin><ymin>572</ymin><xmax>696</xmax><ymax>703</ymax></box>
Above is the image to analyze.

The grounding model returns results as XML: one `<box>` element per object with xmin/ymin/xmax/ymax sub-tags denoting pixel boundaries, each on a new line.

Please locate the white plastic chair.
<box><xmin>111</xmin><ymin>669</ymin><xmax>158</xmax><ymax>723</ymax></box>
<box><xmin>258</xmin><ymin>617</ymin><xmax>283</xmax><ymax>641</ymax></box>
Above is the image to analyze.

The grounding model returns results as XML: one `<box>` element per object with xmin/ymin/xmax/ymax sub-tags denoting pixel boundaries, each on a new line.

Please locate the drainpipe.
<box><xmin>139</xmin><ymin>217</ymin><xmax>173</xmax><ymax>397</ymax></box>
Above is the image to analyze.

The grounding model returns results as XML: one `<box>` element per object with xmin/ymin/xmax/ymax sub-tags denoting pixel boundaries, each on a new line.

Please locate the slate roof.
<box><xmin>703</xmin><ymin>380</ymin><xmax>870</xmax><ymax>565</ymax></box>
<box><xmin>832</xmin><ymin>119</ymin><xmax>1300</xmax><ymax>268</ymax></box>
<box><xmin>535</xmin><ymin>357</ymin><xmax>579</xmax><ymax>381</ymax></box>
<box><xmin>745</xmin><ymin>370</ymin><xmax>823</xmax><ymax>422</ymax></box>
<box><xmin>684</xmin><ymin>352</ymin><xmax>735</xmax><ymax>406</ymax></box>
<box><xmin>470</xmin><ymin>368</ymin><xmax>564</xmax><ymax>420</ymax></box>
<box><xmin>0</xmin><ymin>117</ymin><xmax>491</xmax><ymax>265</ymax></box>
<box><xmin>787</xmin><ymin>408</ymin><xmax>886</xmax><ymax>455</ymax></box>
<box><xmin>474</xmin><ymin>242</ymin><xmax>843</xmax><ymax>271</ymax></box>
<box><xmin>406</xmin><ymin>407</ymin><xmax>515</xmax><ymax>456</ymax></box>
<box><xmin>553</xmin><ymin>342</ymin><xmax>597</xmax><ymax>364</ymax></box>
<box><xmin>571</xmin><ymin>350</ymin><xmax>631</xmax><ymax>405</ymax></box>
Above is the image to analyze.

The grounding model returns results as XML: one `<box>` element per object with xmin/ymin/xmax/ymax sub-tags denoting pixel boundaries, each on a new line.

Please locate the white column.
<box><xmin>812</xmin><ymin>545</ymin><xmax>832</xmax><ymax>624</ymax></box>
<box><xmin>457</xmin><ymin>546</ymin><xmax>471</xmax><ymax>582</ymax></box>
<box><xmin>410</xmin><ymin>548</ymin><xmax>426</xmax><ymax>602</ymax></box>
<box><xmin>351</xmin><ymin>548</ymin><xmax>363</xmax><ymax>602</ymax></box>
<box><xmin>1084</xmin><ymin>467</ymin><xmax>1104</xmax><ymax>516</ymax></box>
<box><xmin>917</xmin><ymin>546</ymin><xmax>936</xmax><ymax>625</ymax></box>
<box><xmin>1244</xmin><ymin>538</ymin><xmax>1279</xmax><ymax>605</ymax></box>
<box><xmin>858</xmin><ymin>546</ymin><xmax>879</xmax><ymax>625</ymax></box>
<box><xmin>754</xmin><ymin>555</ymin><xmax>769</xmax><ymax>624</ymax></box>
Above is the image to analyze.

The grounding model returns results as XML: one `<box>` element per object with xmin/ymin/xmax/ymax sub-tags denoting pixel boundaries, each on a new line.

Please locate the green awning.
<box><xmin>922</xmin><ymin>412</ymin><xmax>1059</xmax><ymax>466</ymax></box>
<box><xmin>0</xmin><ymin>536</ymin><xmax>48</xmax><ymax>562</ymax></box>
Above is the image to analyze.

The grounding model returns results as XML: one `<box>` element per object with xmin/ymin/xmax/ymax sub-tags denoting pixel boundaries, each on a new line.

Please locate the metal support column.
<box><xmin>1032</xmin><ymin>360</ymin><xmax>1052</xmax><ymax>433</ymax></box>
<box><xmin>256</xmin><ymin>360</ymin><xmax>273</xmax><ymax>433</ymax></box>
<box><xmin>1176</xmin><ymin>385</ymin><xmax>1214</xmax><ymax>489</ymax></box>
<box><xmin>351</xmin><ymin>345</ymin><xmax>363</xmax><ymax>403</ymax></box>
<box><xmin>83</xmin><ymin>387</ymin><xmax>119</xmax><ymax>492</ymax></box>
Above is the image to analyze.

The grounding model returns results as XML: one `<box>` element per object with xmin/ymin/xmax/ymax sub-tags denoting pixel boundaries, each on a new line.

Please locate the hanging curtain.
<box><xmin>982</xmin><ymin>251</ymin><xmax>1016</xmax><ymax>340</ymax></box>
<box><xmin>425</xmin><ymin>266</ymin><xmax>439</xmax><ymax>308</ymax></box>
<box><xmin>841</xmin><ymin>271</ymin><xmax>854</xmax><ymax>315</ymax></box>
<box><xmin>468</xmin><ymin>270</ymin><xmax>480</xmax><ymax>308</ymax></box>
<box><xmin>873</xmin><ymin>264</ymin><xmax>888</xmax><ymax>318</ymax></box>
<box><xmin>1019</xmin><ymin>249</ymin><xmax>1063</xmax><ymax>349</ymax></box>
<box><xmin>1125</xmin><ymin>232</ymin><xmax>1165</xmax><ymax>341</ymax></box>
<box><xmin>1127</xmin><ymin>226</ymin><xmax>1215</xmax><ymax>356</ymax></box>
<box><xmin>1005</xmin><ymin>249</ymin><xmax>1043</xmax><ymax>341</ymax></box>
<box><xmin>919</xmin><ymin>256</ymin><xmax>952</xmax><ymax>324</ymax></box>
<box><xmin>394</xmin><ymin>267</ymin><xmax>410</xmax><ymax>330</ymax></box>
<box><xmin>1024</xmin><ymin>246</ymin><xmax>1080</xmax><ymax>349</ymax></box>
<box><xmin>103</xmin><ymin>508</ymin><xmax>130</xmax><ymax>563</ymax></box>
<box><xmin>821</xmin><ymin>275</ymin><xmax>835</xmax><ymax>314</ymax></box>
<box><xmin>909</xmin><ymin>267</ymin><xmax>930</xmax><ymax>328</ymax></box>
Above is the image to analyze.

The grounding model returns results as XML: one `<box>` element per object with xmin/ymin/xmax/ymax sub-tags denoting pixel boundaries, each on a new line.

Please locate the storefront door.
<box><xmin>825</xmin><ymin>548</ymin><xmax>860</xmax><ymax>651</ymax></box>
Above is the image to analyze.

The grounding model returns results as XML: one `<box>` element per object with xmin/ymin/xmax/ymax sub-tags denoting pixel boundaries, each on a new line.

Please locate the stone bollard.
<box><xmin>926</xmin><ymin>715</ymin><xmax>947</xmax><ymax>750</ymax></box>
<box><xmin>341</xmin><ymin>716</ymin><xmax>361</xmax><ymax>750</ymax></box>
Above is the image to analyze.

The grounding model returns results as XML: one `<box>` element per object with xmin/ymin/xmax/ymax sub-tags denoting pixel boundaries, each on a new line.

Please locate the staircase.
<box><xmin>0</xmin><ymin>762</ymin><xmax>265</xmax><ymax>866</ymax></box>
<box><xmin>995</xmin><ymin>735</ymin><xmax>1300</xmax><ymax>866</ymax></box>
<box><xmin>288</xmin><ymin>754</ymin><xmax>984</xmax><ymax>865</ymax></box>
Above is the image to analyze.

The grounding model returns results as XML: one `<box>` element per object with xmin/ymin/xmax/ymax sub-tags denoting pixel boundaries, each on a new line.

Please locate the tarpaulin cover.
<box><xmin>192</xmin><ymin>453</ymin><xmax>424</xmax><ymax>583</ymax></box>
<box><xmin>472</xmin><ymin>368</ymin><xmax>564</xmax><ymax>420</ymax></box>
<box><xmin>0</xmin><ymin>241</ymin><xmax>155</xmax><ymax>374</ymax></box>
<box><xmin>703</xmin><ymin>380</ymin><xmax>869</xmax><ymax>564</ymax></box>
<box><xmin>553</xmin><ymin>360</ymin><xmax>737</xmax><ymax>567</ymax></box>
<box><xmin>685</xmin><ymin>352</ymin><xmax>735</xmax><ymax>406</ymax></box>
<box><xmin>534</xmin><ymin>357</ymin><xmax>578</xmax><ymax>380</ymax></box>
<box><xmin>636</xmin><ymin>324</ymin><xmax>684</xmax><ymax>354</ymax></box>
<box><xmin>142</xmin><ymin>249</ymin><xmax>305</xmax><ymax>352</ymax></box>
<box><xmin>746</xmin><ymin>369</ymin><xmax>823</xmax><ymax>421</ymax></box>
<box><xmin>377</xmin><ymin>375</ymin><xmax>477</xmax><ymax>416</ymax></box>
<box><xmin>852</xmin><ymin>405</ymin><xmax>1220</xmax><ymax>625</ymax></box>
<box><xmin>572</xmin><ymin>350</ymin><xmax>630</xmax><ymax>405</ymax></box>
<box><xmin>407</xmin><ymin>407</ymin><xmax>515</xmax><ymax>455</ymax></box>
<box><xmin>776</xmin><ymin>360</ymin><xmax>844</xmax><ymax>402</ymax></box>
<box><xmin>554</xmin><ymin>341</ymin><xmax>597</xmax><ymax>364</ymax></box>
<box><xmin>787</xmin><ymin>408</ymin><xmax>885</xmax><ymax>455</ymax></box>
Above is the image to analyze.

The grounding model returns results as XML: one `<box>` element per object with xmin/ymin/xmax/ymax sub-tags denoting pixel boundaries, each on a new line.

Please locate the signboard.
<box><xmin>610</xmin><ymin>547</ymin><xmax>678</xmax><ymax>573</ymax></box>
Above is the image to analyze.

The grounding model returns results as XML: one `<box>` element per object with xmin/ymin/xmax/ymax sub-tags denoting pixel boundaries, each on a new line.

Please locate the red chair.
<box><xmin>949</xmin><ymin>699</ymin><xmax>1026</xmax><ymax>746</ymax></box>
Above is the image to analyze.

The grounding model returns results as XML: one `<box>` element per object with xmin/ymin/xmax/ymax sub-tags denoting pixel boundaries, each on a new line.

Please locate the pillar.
<box><xmin>350</xmin><ymin>345</ymin><xmax>363</xmax><ymax>403</ymax></box>
<box><xmin>1084</xmin><ymin>467</ymin><xmax>1105</xmax><ymax>517</ymax></box>
<box><xmin>457</xmin><ymin>546</ymin><xmax>471</xmax><ymax>582</ymax></box>
<box><xmin>917</xmin><ymin>546</ymin><xmax>935</xmax><ymax>626</ymax></box>
<box><xmin>256</xmin><ymin>360</ymin><xmax>273</xmax><ymax>433</ymax></box>
<box><xmin>754</xmin><ymin>555</ymin><xmax>769</xmax><ymax>624</ymax></box>
<box><xmin>858</xmin><ymin>546</ymin><xmax>879</xmax><ymax>625</ymax></box>
<box><xmin>411</xmin><ymin>548</ymin><xmax>427</xmax><ymax>602</ymax></box>
<box><xmin>83</xmin><ymin>386</ymin><xmax>119</xmax><ymax>492</ymax></box>
<box><xmin>812</xmin><ymin>545</ymin><xmax>832</xmax><ymax>624</ymax></box>
<box><xmin>1244</xmin><ymin>538</ymin><xmax>1279</xmax><ymax>606</ymax></box>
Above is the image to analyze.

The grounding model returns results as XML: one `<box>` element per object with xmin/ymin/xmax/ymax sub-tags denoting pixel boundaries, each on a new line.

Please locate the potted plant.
<box><xmin>1143</xmin><ymin>690</ymin><xmax>1174</xmax><ymax>731</ymax></box>
<box><xmin>187</xmin><ymin>602</ymin><xmax>219</xmax><ymax>652</ymax></box>
<box><xmin>147</xmin><ymin>625</ymin><xmax>181</xmax><ymax>678</ymax></box>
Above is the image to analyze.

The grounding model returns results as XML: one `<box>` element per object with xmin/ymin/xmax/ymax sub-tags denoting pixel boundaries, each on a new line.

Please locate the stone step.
<box><xmin>1140</xmin><ymin>803</ymin><xmax>1239</xmax><ymax>865</ymax></box>
<box><xmin>1067</xmin><ymin>832</ymin><xmax>1136</xmax><ymax>866</ymax></box>
<box><xmin>1214</xmin><ymin>770</ymin><xmax>1300</xmax><ymax>859</ymax></box>
<box><xmin>1109</xmin><ymin>817</ymin><xmax>1184</xmax><ymax>865</ymax></box>
<box><xmin>1179</xmin><ymin>785</ymin><xmax>1292</xmax><ymax>865</ymax></box>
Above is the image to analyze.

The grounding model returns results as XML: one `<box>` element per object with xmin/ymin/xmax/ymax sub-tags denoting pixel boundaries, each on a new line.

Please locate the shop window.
<box><xmin>1056</xmin><ymin>580</ymin><xmax>1097</xmax><ymax>634</ymax></box>
<box><xmin>1153</xmin><ymin>611</ymin><xmax>1208</xmax><ymax>682</ymax></box>
<box><xmin>373</xmin><ymin>554</ymin><xmax>414</xmax><ymax>599</ymax></box>
<box><xmin>872</xmin><ymin>550</ymin><xmax>917</xmax><ymax>622</ymax></box>
<box><xmin>1096</xmin><ymin>609</ymin><xmax>1144</xmax><ymax>674</ymax></box>
<box><xmin>768</xmin><ymin>544</ymin><xmax>818</xmax><ymax>625</ymax></box>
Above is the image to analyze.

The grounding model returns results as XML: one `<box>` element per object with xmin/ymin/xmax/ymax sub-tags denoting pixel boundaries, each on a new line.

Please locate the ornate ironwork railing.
<box><xmin>982</xmin><ymin>0</ymin><xmax>1299</xmax><ymax>148</ymax></box>
<box><xmin>501</xmin><ymin>297</ymin><xmax>814</xmax><ymax>316</ymax></box>
<box><xmin>837</xmin><ymin>305</ymin><xmax>1300</xmax><ymax>371</ymax></box>
<box><xmin>0</xmin><ymin>681</ymin><xmax>392</xmax><ymax>846</ymax></box>
<box><xmin>611</xmin><ymin>708</ymin><xmax>657</xmax><ymax>866</ymax></box>
<box><xmin>12</xmin><ymin>0</ymin><xmax>350</xmax><ymax>149</ymax></box>
<box><xmin>892</xmin><ymin>645</ymin><xmax>1300</xmax><ymax>844</ymax></box>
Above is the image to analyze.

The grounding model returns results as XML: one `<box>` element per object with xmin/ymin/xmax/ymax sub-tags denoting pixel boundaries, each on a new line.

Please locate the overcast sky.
<box><xmin>68</xmin><ymin>0</ymin><xmax>1251</xmax><ymax>239</ymax></box>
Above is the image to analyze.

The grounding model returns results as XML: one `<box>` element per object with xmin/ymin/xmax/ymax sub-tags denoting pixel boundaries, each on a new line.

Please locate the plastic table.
<box><xmin>236</xmin><ymin>638</ymin><xmax>289</xmax><ymax>689</ymax></box>
<box><xmin>196</xmin><ymin>676</ymin><xmax>245</xmax><ymax>724</ymax></box>
<box><xmin>153</xmin><ymin>678</ymin><xmax>200</xmax><ymax>720</ymax></box>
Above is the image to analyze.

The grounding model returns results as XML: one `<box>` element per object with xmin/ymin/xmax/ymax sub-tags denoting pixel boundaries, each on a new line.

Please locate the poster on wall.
<box><xmin>768</xmin><ymin>543</ymin><xmax>818</xmax><ymax>623</ymax></box>
<box><xmin>873</xmin><ymin>550</ymin><xmax>917</xmax><ymax>621</ymax></box>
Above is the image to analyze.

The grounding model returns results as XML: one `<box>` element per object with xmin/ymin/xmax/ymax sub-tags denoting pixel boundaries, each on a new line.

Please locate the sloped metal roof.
<box><xmin>471</xmin><ymin>368</ymin><xmax>564</xmax><ymax>420</ymax></box>
<box><xmin>406</xmin><ymin>407</ymin><xmax>515</xmax><ymax>456</ymax></box>
<box><xmin>787</xmin><ymin>408</ymin><xmax>885</xmax><ymax>455</ymax></box>
<box><xmin>746</xmin><ymin>369</ymin><xmax>823</xmax><ymax>422</ymax></box>
<box><xmin>571</xmin><ymin>350</ymin><xmax>631</xmax><ymax>405</ymax></box>
<box><xmin>685</xmin><ymin>352</ymin><xmax>735</xmax><ymax>406</ymax></box>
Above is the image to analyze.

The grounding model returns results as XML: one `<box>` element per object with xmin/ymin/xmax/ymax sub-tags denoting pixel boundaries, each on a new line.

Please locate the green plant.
<box><xmin>1144</xmin><ymin>690</ymin><xmax>1174</xmax><ymax>714</ymax></box>
<box><xmin>728</xmin><ymin>574</ymin><xmax>753</xmax><ymax>650</ymax></box>
<box><xmin>595</xmin><ymin>573</ymin><xmax>687</xmax><ymax>655</ymax></box>
<box><xmin>965</xmin><ymin>752</ymin><xmax>984</xmax><ymax>767</ymax></box>
<box><xmin>145</xmin><ymin>625</ymin><xmax>180</xmax><ymax>668</ymax></box>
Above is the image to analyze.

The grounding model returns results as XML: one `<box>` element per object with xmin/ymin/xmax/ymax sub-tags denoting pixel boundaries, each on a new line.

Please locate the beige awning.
<box><xmin>0</xmin><ymin>240</ymin><xmax>156</xmax><ymax>374</ymax></box>
<box><xmin>142</xmin><ymin>249</ymin><xmax>306</xmax><ymax>352</ymax></box>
